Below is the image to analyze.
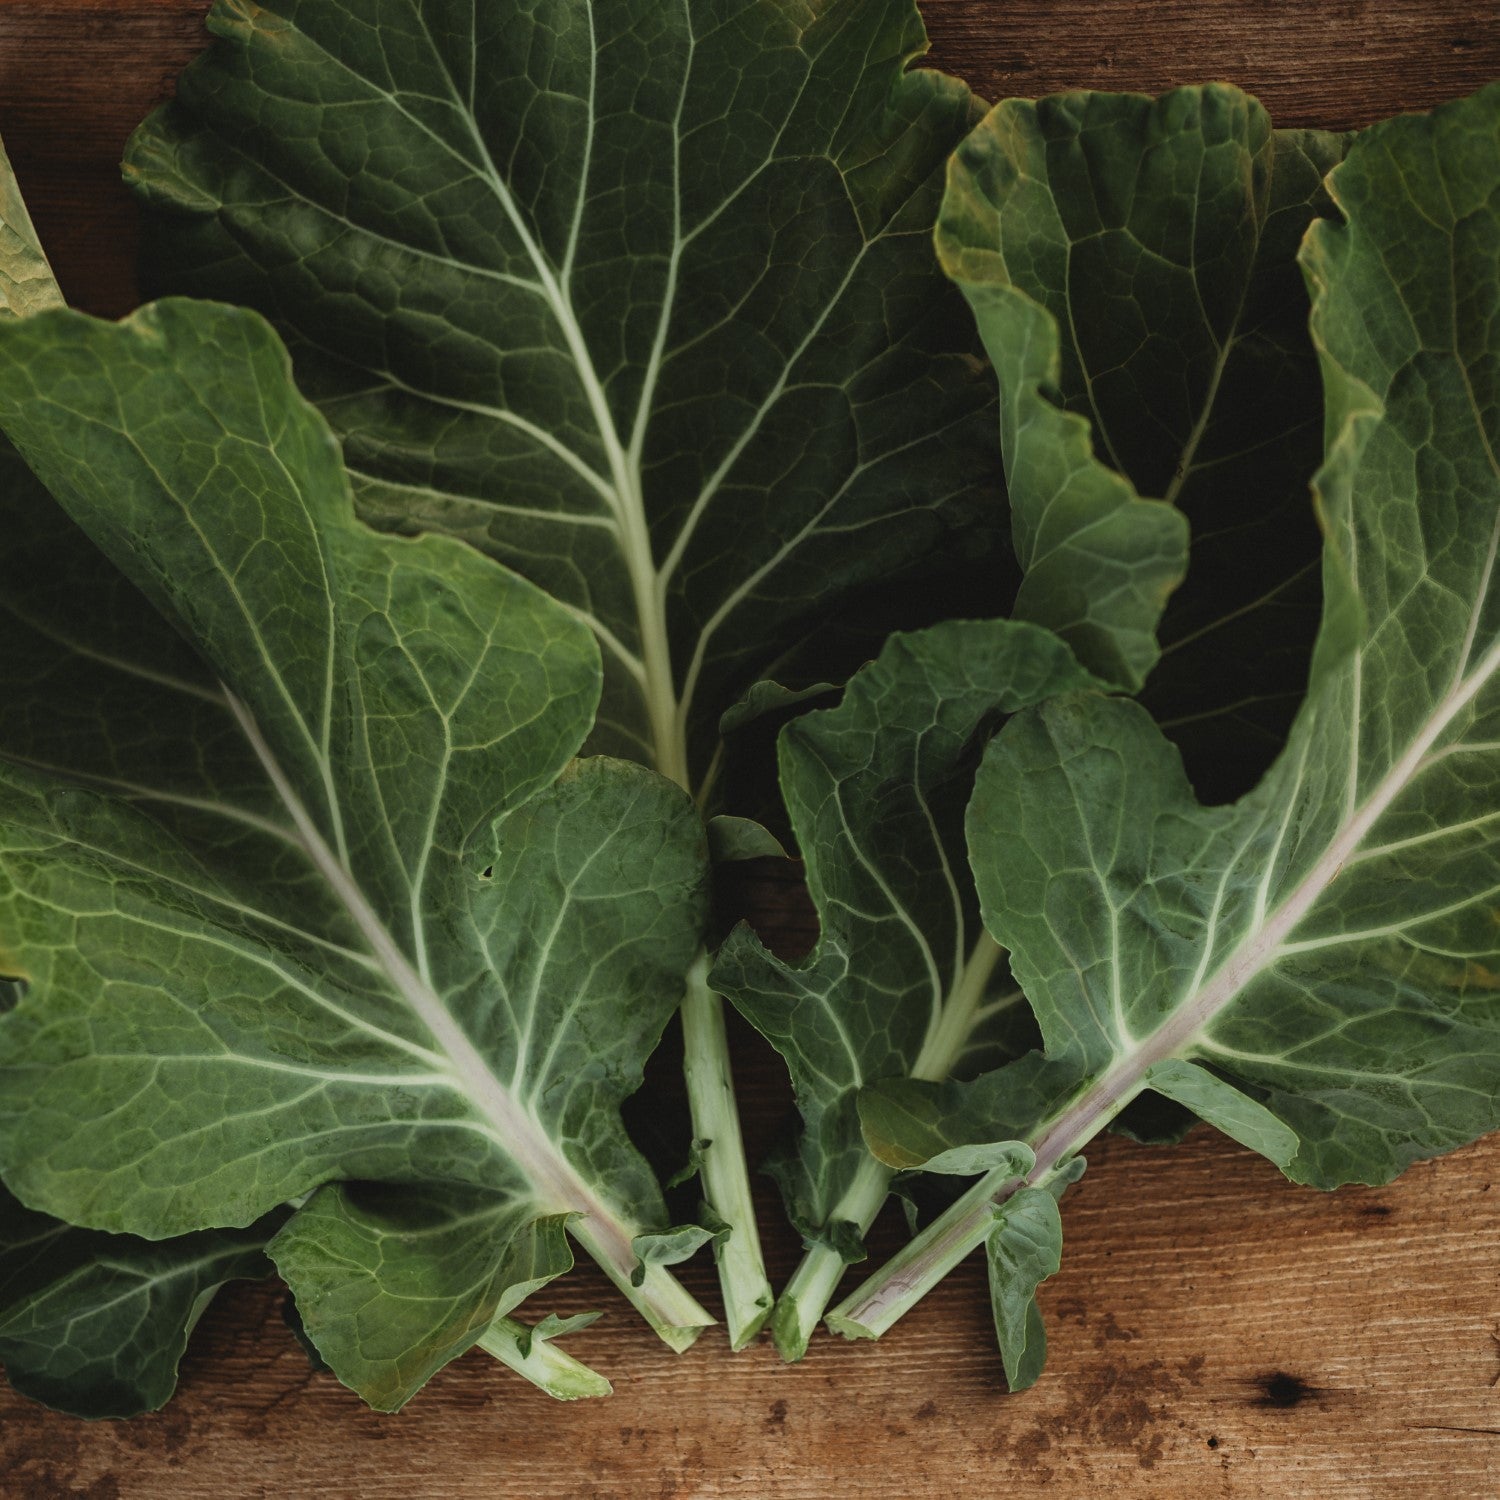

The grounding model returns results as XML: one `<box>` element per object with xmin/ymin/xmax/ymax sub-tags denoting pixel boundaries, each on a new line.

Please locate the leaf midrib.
<box><xmin>244</xmin><ymin>0</ymin><xmax>922</xmax><ymax>789</ymax></box>
<box><xmin>222</xmin><ymin>690</ymin><xmax>649</xmax><ymax>1270</ymax></box>
<box><xmin>1028</xmin><ymin>626</ymin><xmax>1500</xmax><ymax>1179</ymax></box>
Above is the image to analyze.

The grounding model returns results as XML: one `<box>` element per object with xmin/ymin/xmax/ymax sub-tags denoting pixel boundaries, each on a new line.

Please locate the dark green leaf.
<box><xmin>939</xmin><ymin>85</ymin><xmax>1350</xmax><ymax>796</ymax></box>
<box><xmin>126</xmin><ymin>0</ymin><xmax>996</xmax><ymax>786</ymax></box>
<box><xmin>705</xmin><ymin>815</ymin><xmax>787</xmax><ymax>864</ymax></box>
<box><xmin>0</xmin><ymin>1187</ymin><xmax>280</xmax><ymax>1419</ymax></box>
<box><xmin>0</xmin><ymin>299</ymin><xmax>713</xmax><ymax>1405</ymax></box>
<box><xmin>269</xmin><ymin>1185</ymin><xmax>578</xmax><ymax>1410</ymax></box>
<box><xmin>713</xmin><ymin>620</ymin><xmax>1093</xmax><ymax>1352</ymax></box>
<box><xmin>837</xmin><ymin>84</ymin><xmax>1500</xmax><ymax>1378</ymax></box>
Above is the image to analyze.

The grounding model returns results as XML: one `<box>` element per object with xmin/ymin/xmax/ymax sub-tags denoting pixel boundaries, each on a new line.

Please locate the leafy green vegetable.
<box><xmin>0</xmin><ymin>1187</ymin><xmax>281</xmax><ymax>1419</ymax></box>
<box><xmin>268</xmin><ymin>1185</ymin><xmax>597</xmax><ymax>1410</ymax></box>
<box><xmin>276</xmin><ymin>1185</ymin><xmax>615</xmax><ymax>1404</ymax></box>
<box><xmin>834</xmin><ymin>82</ymin><xmax>1500</xmax><ymax>1375</ymax></box>
<box><xmin>0</xmin><ymin>295</ymin><xmax>713</xmax><ymax>1409</ymax></box>
<box><xmin>939</xmin><ymin>86</ymin><xmax>1349</xmax><ymax>797</ymax></box>
<box><xmin>126</xmin><ymin>0</ymin><xmax>992</xmax><ymax>780</ymax></box>
<box><xmin>984</xmin><ymin>1186</ymin><xmax>1061</xmax><ymax>1393</ymax></box>
<box><xmin>0</xmin><ymin>151</ymin><xmax>301</xmax><ymax>1421</ymax></box>
<box><xmin>715</xmin><ymin>82</ymin><xmax>1355</xmax><ymax>1360</ymax></box>
<box><xmin>0</xmin><ymin>458</ymin><xmax>268</xmax><ymax>1421</ymax></box>
<box><xmin>705</xmin><ymin>815</ymin><xmax>788</xmax><ymax>865</ymax></box>
<box><xmin>125</xmin><ymin>0</ymin><xmax>1001</xmax><ymax>1340</ymax></box>
<box><xmin>712</xmin><ymin>619</ymin><xmax>1095</xmax><ymax>1355</ymax></box>
<box><xmin>6</xmin><ymin>0</ymin><xmax>1500</xmax><ymax>1415</ymax></box>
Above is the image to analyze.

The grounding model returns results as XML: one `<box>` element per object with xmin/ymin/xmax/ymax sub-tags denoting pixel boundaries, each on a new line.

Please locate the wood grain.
<box><xmin>922</xmin><ymin>0</ymin><xmax>1500</xmax><ymax>128</ymax></box>
<box><xmin>4</xmin><ymin>1134</ymin><xmax>1498</xmax><ymax>1498</ymax></box>
<box><xmin>2</xmin><ymin>3</ymin><xmax>1499</xmax><ymax>1496</ymax></box>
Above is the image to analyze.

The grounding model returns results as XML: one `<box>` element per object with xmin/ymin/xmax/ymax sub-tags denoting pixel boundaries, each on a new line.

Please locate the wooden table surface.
<box><xmin>2</xmin><ymin>3</ymin><xmax>1500</xmax><ymax>1496</ymax></box>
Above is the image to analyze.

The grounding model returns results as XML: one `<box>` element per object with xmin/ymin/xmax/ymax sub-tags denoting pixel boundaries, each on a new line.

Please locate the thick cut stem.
<box><xmin>771</xmin><ymin>1151</ymin><xmax>891</xmax><ymax>1360</ymax></box>
<box><xmin>772</xmin><ymin>936</ymin><xmax>1009</xmax><ymax>1356</ymax></box>
<box><xmin>827</xmin><ymin>1166</ymin><xmax>1017</xmax><ymax>1340</ymax></box>
<box><xmin>680</xmin><ymin>951</ymin><xmax>775</xmax><ymax>1347</ymax></box>
<box><xmin>568</xmin><ymin>1217</ymin><xmax>712</xmax><ymax>1353</ymax></box>
<box><xmin>828</xmin><ymin>1074</ymin><xmax>1143</xmax><ymax>1338</ymax></box>
<box><xmin>478</xmin><ymin>1316</ymin><xmax>612</xmax><ymax>1400</ymax></box>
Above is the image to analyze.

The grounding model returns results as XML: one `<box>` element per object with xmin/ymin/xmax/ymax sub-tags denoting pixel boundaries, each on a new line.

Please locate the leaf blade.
<box><xmin>985</xmin><ymin>1186</ymin><xmax>1063</xmax><ymax>1394</ymax></box>
<box><xmin>939</xmin><ymin>85</ymin><xmax>1350</xmax><ymax>796</ymax></box>
<box><xmin>0</xmin><ymin>1188</ymin><xmax>280</xmax><ymax>1419</ymax></box>
<box><xmin>125</xmin><ymin>0</ymin><xmax>997</xmax><ymax>780</ymax></box>
<box><xmin>0</xmin><ymin>297</ymin><xmax>713</xmax><ymax>1387</ymax></box>
<box><xmin>832</xmin><ymin>82</ymin><xmax>1500</xmax><ymax>1373</ymax></box>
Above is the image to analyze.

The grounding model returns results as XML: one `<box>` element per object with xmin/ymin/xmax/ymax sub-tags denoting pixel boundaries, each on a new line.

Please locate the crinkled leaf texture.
<box><xmin>125</xmin><ymin>0</ymin><xmax>995</xmax><ymax>1345</ymax></box>
<box><xmin>126</xmin><ymin>0</ymin><xmax>996</xmax><ymax>785</ymax></box>
<box><xmin>939</xmin><ymin>85</ymin><xmax>1350</xmax><ymax>798</ymax></box>
<box><xmin>0</xmin><ymin>298</ymin><xmax>712</xmax><ymax>1411</ymax></box>
<box><xmin>847</xmin><ymin>83</ymin><xmax>1500</xmax><ymax>1376</ymax></box>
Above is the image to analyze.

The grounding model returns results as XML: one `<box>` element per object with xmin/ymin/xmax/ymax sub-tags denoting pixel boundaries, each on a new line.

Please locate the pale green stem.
<box><xmin>826</xmin><ymin>1165</ymin><xmax>1018</xmax><ymax>1340</ymax></box>
<box><xmin>772</xmin><ymin>1152</ymin><xmax>891</xmax><ymax>1360</ymax></box>
<box><xmin>680</xmin><ymin>950</ymin><xmax>775</xmax><ymax>1348</ymax></box>
<box><xmin>829</xmin><ymin>1070</ymin><xmax>1146</xmax><ymax>1339</ymax></box>
<box><xmin>568</xmin><ymin>1215</ymin><xmax>713</xmax><ymax>1353</ymax></box>
<box><xmin>772</xmin><ymin>935</ymin><xmax>1008</xmax><ymax>1357</ymax></box>
<box><xmin>909</xmin><ymin>934</ymin><xmax>1007</xmax><ymax>1083</ymax></box>
<box><xmin>635</xmin><ymin>555</ymin><xmax>772</xmax><ymax>1347</ymax></box>
<box><xmin>478</xmin><ymin>1316</ymin><xmax>612</xmax><ymax>1400</ymax></box>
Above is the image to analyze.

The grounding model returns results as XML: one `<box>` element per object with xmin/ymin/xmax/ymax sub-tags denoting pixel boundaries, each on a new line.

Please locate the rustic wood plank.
<box><xmin>0</xmin><ymin>1</ymin><xmax>209</xmax><ymax>317</ymax></box>
<box><xmin>3</xmin><ymin>1134</ymin><xmax>1497</xmax><ymax>1498</ymax></box>
<box><xmin>923</xmin><ymin>0</ymin><xmax>1500</xmax><ymax>128</ymax></box>
<box><xmin>2</xmin><ymin>3</ymin><xmax>1499</xmax><ymax>1496</ymax></box>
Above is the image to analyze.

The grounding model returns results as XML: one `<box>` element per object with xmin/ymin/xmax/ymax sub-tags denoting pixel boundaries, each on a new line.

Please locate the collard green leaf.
<box><xmin>0</xmin><ymin>163</ymin><xmax>303</xmax><ymax>1414</ymax></box>
<box><xmin>0</xmin><ymin>298</ymin><xmax>714</xmax><ymax>1403</ymax></box>
<box><xmin>0</xmin><ymin>429</ymin><xmax>333</xmax><ymax>938</ymax></box>
<box><xmin>921</xmin><ymin>1141</ymin><xmax>1035</xmax><ymax>1178</ymax></box>
<box><xmin>125</xmin><ymin>0</ymin><xmax>995</xmax><ymax>787</ymax></box>
<box><xmin>123</xmin><ymin>0</ymin><xmax>994</xmax><ymax>1339</ymax></box>
<box><xmin>711</xmin><ymin>619</ymin><xmax>1096</xmax><ymax>1354</ymax></box>
<box><xmin>1140</xmin><ymin>1060</ymin><xmax>1298</xmax><ymax>1168</ymax></box>
<box><xmin>269</xmin><ymin>1185</ymin><xmax>579</xmax><ymax>1410</ymax></box>
<box><xmin>837</xmin><ymin>83</ymin><xmax>1500</xmax><ymax>1365</ymax></box>
<box><xmin>985</xmin><ymin>1186</ymin><xmax>1062</xmax><ymax>1393</ymax></box>
<box><xmin>0</xmin><ymin>1187</ymin><xmax>281</xmax><ymax>1419</ymax></box>
<box><xmin>938</xmin><ymin>86</ymin><xmax>1350</xmax><ymax>796</ymax></box>
<box><xmin>718</xmin><ymin>680</ymin><xmax>843</xmax><ymax>740</ymax></box>
<box><xmin>705</xmin><ymin>815</ymin><xmax>787</xmax><ymax>865</ymax></box>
